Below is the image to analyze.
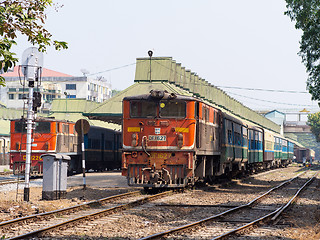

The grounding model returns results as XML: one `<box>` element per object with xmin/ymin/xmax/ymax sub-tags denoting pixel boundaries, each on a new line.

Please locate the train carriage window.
<box><xmin>235</xmin><ymin>132</ymin><xmax>241</xmax><ymax>146</ymax></box>
<box><xmin>130</xmin><ymin>100</ymin><xmax>157</xmax><ymax>118</ymax></box>
<box><xmin>160</xmin><ymin>100</ymin><xmax>186</xmax><ymax>118</ymax></box>
<box><xmin>228</xmin><ymin>130</ymin><xmax>233</xmax><ymax>144</ymax></box>
<box><xmin>201</xmin><ymin>106</ymin><xmax>209</xmax><ymax>122</ymax></box>
<box><xmin>195</xmin><ymin>102</ymin><xmax>199</xmax><ymax>119</ymax></box>
<box><xmin>63</xmin><ymin>124</ymin><xmax>69</xmax><ymax>133</ymax></box>
<box><xmin>56</xmin><ymin>123</ymin><xmax>61</xmax><ymax>133</ymax></box>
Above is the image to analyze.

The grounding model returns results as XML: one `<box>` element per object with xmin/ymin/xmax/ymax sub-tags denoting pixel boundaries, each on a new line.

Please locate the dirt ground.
<box><xmin>0</xmin><ymin>185</ymin><xmax>131</xmax><ymax>222</ymax></box>
<box><xmin>0</xmin><ymin>166</ymin><xmax>319</xmax><ymax>239</ymax></box>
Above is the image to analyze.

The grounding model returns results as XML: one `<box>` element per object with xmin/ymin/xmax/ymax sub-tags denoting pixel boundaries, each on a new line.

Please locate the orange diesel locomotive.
<box><xmin>121</xmin><ymin>90</ymin><xmax>295</xmax><ymax>189</ymax></box>
<box><xmin>10</xmin><ymin>118</ymin><xmax>79</xmax><ymax>176</ymax></box>
<box><xmin>122</xmin><ymin>90</ymin><xmax>203</xmax><ymax>188</ymax></box>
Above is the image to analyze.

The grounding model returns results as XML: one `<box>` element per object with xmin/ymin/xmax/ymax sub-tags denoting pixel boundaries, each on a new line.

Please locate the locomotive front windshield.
<box><xmin>130</xmin><ymin>101</ymin><xmax>157</xmax><ymax>118</ymax></box>
<box><xmin>160</xmin><ymin>100</ymin><xmax>186</xmax><ymax>118</ymax></box>
<box><xmin>14</xmin><ymin>121</ymin><xmax>51</xmax><ymax>133</ymax></box>
<box><xmin>129</xmin><ymin>100</ymin><xmax>186</xmax><ymax>118</ymax></box>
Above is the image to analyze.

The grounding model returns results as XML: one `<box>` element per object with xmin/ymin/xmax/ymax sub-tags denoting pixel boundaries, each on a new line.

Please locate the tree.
<box><xmin>284</xmin><ymin>0</ymin><xmax>320</xmax><ymax>101</ymax></box>
<box><xmin>0</xmin><ymin>0</ymin><xmax>68</xmax><ymax>86</ymax></box>
<box><xmin>112</xmin><ymin>89</ymin><xmax>121</xmax><ymax>97</ymax></box>
<box><xmin>307</xmin><ymin>112</ymin><xmax>320</xmax><ymax>141</ymax></box>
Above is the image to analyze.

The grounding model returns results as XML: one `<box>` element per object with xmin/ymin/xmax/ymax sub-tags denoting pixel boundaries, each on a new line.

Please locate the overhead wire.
<box><xmin>152</xmin><ymin>60</ymin><xmax>317</xmax><ymax>108</ymax></box>
<box><xmin>216</xmin><ymin>86</ymin><xmax>308</xmax><ymax>94</ymax></box>
<box><xmin>17</xmin><ymin>60</ymin><xmax>145</xmax><ymax>84</ymax></box>
<box><xmin>226</xmin><ymin>91</ymin><xmax>316</xmax><ymax>107</ymax></box>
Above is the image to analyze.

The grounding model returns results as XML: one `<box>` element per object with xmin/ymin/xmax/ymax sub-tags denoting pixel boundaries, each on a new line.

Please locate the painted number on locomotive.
<box><xmin>148</xmin><ymin>135</ymin><xmax>166</xmax><ymax>141</ymax></box>
<box><xmin>150</xmin><ymin>152</ymin><xmax>168</xmax><ymax>159</ymax></box>
<box><xmin>22</xmin><ymin>155</ymin><xmax>42</xmax><ymax>161</ymax></box>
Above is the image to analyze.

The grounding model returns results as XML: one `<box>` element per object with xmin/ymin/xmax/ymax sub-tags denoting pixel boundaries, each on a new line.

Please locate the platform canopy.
<box><xmin>84</xmin><ymin>57</ymin><xmax>281</xmax><ymax>133</ymax></box>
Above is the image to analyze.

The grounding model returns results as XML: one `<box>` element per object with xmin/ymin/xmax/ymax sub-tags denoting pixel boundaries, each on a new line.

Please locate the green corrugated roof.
<box><xmin>85</xmin><ymin>57</ymin><xmax>281</xmax><ymax>133</ymax></box>
<box><xmin>49</xmin><ymin>99</ymin><xmax>120</xmax><ymax>130</ymax></box>
<box><xmin>48</xmin><ymin>112</ymin><xmax>121</xmax><ymax>131</ymax></box>
<box><xmin>0</xmin><ymin>119</ymin><xmax>10</xmax><ymax>136</ymax></box>
<box><xmin>51</xmin><ymin>98</ymin><xmax>100</xmax><ymax>113</ymax></box>
<box><xmin>0</xmin><ymin>107</ymin><xmax>23</xmax><ymax>120</ymax></box>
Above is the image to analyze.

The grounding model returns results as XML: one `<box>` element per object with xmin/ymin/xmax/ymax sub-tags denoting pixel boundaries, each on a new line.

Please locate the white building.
<box><xmin>0</xmin><ymin>67</ymin><xmax>112</xmax><ymax>112</ymax></box>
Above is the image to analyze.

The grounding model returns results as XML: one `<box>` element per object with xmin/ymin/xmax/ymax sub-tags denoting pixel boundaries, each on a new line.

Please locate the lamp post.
<box><xmin>64</xmin><ymin>92</ymin><xmax>69</xmax><ymax>113</ymax></box>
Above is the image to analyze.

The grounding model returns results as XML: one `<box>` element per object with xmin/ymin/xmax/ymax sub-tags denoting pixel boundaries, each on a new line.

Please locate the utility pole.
<box><xmin>148</xmin><ymin>50</ymin><xmax>153</xmax><ymax>82</ymax></box>
<box><xmin>21</xmin><ymin>47</ymin><xmax>43</xmax><ymax>202</ymax></box>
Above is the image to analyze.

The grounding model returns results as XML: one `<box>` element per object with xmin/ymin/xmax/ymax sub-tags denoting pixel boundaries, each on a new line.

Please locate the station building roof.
<box><xmin>84</xmin><ymin>57</ymin><xmax>281</xmax><ymax>133</ymax></box>
<box><xmin>49</xmin><ymin>98</ymin><xmax>121</xmax><ymax>131</ymax></box>
<box><xmin>1</xmin><ymin>66</ymin><xmax>73</xmax><ymax>78</ymax></box>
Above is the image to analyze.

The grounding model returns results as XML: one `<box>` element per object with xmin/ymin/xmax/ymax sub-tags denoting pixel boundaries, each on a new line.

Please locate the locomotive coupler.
<box><xmin>142</xmin><ymin>167</ymin><xmax>161</xmax><ymax>184</ymax></box>
<box><xmin>162</xmin><ymin>168</ymin><xmax>171</xmax><ymax>183</ymax></box>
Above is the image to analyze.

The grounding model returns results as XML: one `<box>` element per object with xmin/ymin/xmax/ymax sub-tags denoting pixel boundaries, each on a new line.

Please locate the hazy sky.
<box><xmin>11</xmin><ymin>0</ymin><xmax>320</xmax><ymax>114</ymax></box>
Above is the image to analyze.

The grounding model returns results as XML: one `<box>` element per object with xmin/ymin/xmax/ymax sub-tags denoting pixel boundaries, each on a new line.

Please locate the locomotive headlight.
<box><xmin>131</xmin><ymin>133</ymin><xmax>139</xmax><ymax>147</ymax></box>
<box><xmin>177</xmin><ymin>133</ymin><xmax>183</xmax><ymax>148</ymax></box>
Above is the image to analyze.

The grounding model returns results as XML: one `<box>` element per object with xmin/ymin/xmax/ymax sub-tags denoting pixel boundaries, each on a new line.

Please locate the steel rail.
<box><xmin>212</xmin><ymin>171</ymin><xmax>319</xmax><ymax>239</ymax></box>
<box><xmin>0</xmin><ymin>190</ymin><xmax>141</xmax><ymax>228</ymax></box>
<box><xmin>8</xmin><ymin>190</ymin><xmax>173</xmax><ymax>240</ymax></box>
<box><xmin>271</xmin><ymin>171</ymin><xmax>319</xmax><ymax>220</ymax></box>
<box><xmin>0</xmin><ymin>178</ymin><xmax>38</xmax><ymax>186</ymax></box>
<box><xmin>0</xmin><ymin>179</ymin><xmax>20</xmax><ymax>186</ymax></box>
<box><xmin>139</xmin><ymin>170</ymin><xmax>307</xmax><ymax>240</ymax></box>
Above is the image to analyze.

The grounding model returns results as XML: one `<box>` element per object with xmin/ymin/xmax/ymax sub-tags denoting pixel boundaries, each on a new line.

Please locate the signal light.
<box><xmin>33</xmin><ymin>92</ymin><xmax>42</xmax><ymax>112</ymax></box>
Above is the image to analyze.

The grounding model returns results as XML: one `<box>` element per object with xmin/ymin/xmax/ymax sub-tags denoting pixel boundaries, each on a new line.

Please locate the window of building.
<box><xmin>18</xmin><ymin>93</ymin><xmax>28</xmax><ymax>99</ymax></box>
<box><xmin>66</xmin><ymin>84</ymin><xmax>76</xmax><ymax>90</ymax></box>
<box><xmin>67</xmin><ymin>95</ymin><xmax>76</xmax><ymax>99</ymax></box>
<box><xmin>9</xmin><ymin>94</ymin><xmax>14</xmax><ymax>100</ymax></box>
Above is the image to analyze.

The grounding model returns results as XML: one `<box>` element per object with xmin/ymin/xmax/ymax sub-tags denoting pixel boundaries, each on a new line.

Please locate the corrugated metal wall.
<box><xmin>135</xmin><ymin>57</ymin><xmax>280</xmax><ymax>133</ymax></box>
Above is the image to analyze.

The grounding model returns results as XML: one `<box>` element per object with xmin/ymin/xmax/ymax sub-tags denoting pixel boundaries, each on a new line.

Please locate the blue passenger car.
<box><xmin>84</xmin><ymin>126</ymin><xmax>122</xmax><ymax>171</ymax></box>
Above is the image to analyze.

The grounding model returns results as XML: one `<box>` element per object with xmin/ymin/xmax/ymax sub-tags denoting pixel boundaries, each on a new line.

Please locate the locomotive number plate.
<box><xmin>148</xmin><ymin>135</ymin><xmax>167</xmax><ymax>141</ymax></box>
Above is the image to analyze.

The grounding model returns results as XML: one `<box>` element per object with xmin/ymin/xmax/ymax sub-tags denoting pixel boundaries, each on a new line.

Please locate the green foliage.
<box><xmin>292</xmin><ymin>132</ymin><xmax>320</xmax><ymax>159</ymax></box>
<box><xmin>0</xmin><ymin>0</ymin><xmax>68</xmax><ymax>86</ymax></box>
<box><xmin>307</xmin><ymin>112</ymin><xmax>320</xmax><ymax>141</ymax></box>
<box><xmin>285</xmin><ymin>0</ymin><xmax>320</xmax><ymax>101</ymax></box>
<box><xmin>112</xmin><ymin>89</ymin><xmax>122</xmax><ymax>97</ymax></box>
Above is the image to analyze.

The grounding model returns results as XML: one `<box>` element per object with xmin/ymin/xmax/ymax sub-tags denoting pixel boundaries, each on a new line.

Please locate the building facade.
<box><xmin>0</xmin><ymin>67</ymin><xmax>112</xmax><ymax>112</ymax></box>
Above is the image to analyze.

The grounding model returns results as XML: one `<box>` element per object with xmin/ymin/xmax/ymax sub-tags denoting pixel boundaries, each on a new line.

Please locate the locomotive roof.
<box><xmin>123</xmin><ymin>90</ymin><xmax>198</xmax><ymax>102</ymax></box>
<box><xmin>11</xmin><ymin>117</ymin><xmax>74</xmax><ymax>123</ymax></box>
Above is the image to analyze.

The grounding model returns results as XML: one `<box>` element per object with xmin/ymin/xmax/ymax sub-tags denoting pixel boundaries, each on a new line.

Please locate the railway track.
<box><xmin>0</xmin><ymin>190</ymin><xmax>173</xmax><ymax>239</ymax></box>
<box><xmin>140</xmin><ymin>170</ymin><xmax>319</xmax><ymax>240</ymax></box>
<box><xmin>0</xmin><ymin>178</ymin><xmax>21</xmax><ymax>186</ymax></box>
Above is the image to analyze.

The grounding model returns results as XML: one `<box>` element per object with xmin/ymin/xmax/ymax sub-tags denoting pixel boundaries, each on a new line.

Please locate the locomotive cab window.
<box><xmin>34</xmin><ymin>122</ymin><xmax>51</xmax><ymax>133</ymax></box>
<box><xmin>130</xmin><ymin>101</ymin><xmax>157</xmax><ymax>118</ymax></box>
<box><xmin>14</xmin><ymin>121</ymin><xmax>27</xmax><ymax>133</ymax></box>
<box><xmin>14</xmin><ymin>121</ymin><xmax>50</xmax><ymax>133</ymax></box>
<box><xmin>160</xmin><ymin>100</ymin><xmax>186</xmax><ymax>118</ymax></box>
